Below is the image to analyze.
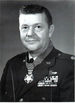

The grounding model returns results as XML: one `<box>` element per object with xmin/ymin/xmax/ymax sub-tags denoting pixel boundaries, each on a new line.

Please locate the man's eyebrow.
<box><xmin>21</xmin><ymin>23</ymin><xmax>43</xmax><ymax>27</ymax></box>
<box><xmin>34</xmin><ymin>23</ymin><xmax>43</xmax><ymax>25</ymax></box>
<box><xmin>21</xmin><ymin>24</ymin><xmax>28</xmax><ymax>27</ymax></box>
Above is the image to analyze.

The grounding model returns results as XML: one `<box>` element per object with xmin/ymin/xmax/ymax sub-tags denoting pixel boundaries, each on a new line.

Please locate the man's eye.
<box><xmin>24</xmin><ymin>26</ymin><xmax>28</xmax><ymax>29</ymax></box>
<box><xmin>37</xmin><ymin>26</ymin><xmax>41</xmax><ymax>28</ymax></box>
<box><xmin>36</xmin><ymin>25</ymin><xmax>41</xmax><ymax>28</ymax></box>
<box><xmin>35</xmin><ymin>25</ymin><xmax>42</xmax><ymax>31</ymax></box>
<box><xmin>21</xmin><ymin>26</ymin><xmax>28</xmax><ymax>31</ymax></box>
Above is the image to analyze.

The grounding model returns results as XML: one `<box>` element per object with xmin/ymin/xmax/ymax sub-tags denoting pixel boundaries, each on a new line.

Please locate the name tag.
<box><xmin>37</xmin><ymin>71</ymin><xmax>58</xmax><ymax>87</ymax></box>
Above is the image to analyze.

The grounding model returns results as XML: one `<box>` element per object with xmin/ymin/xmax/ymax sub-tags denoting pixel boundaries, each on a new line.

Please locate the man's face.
<box><xmin>19</xmin><ymin>12</ymin><xmax>51</xmax><ymax>53</ymax></box>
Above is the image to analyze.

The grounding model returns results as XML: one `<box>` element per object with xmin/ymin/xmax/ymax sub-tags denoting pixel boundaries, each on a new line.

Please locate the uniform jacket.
<box><xmin>0</xmin><ymin>47</ymin><xmax>74</xmax><ymax>102</ymax></box>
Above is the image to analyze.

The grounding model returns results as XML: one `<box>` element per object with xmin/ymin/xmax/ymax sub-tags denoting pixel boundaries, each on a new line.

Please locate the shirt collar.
<box><xmin>29</xmin><ymin>53</ymin><xmax>37</xmax><ymax>61</ymax></box>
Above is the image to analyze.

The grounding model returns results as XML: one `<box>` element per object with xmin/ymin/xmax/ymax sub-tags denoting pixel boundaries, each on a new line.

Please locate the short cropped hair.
<box><xmin>19</xmin><ymin>4</ymin><xmax>53</xmax><ymax>26</ymax></box>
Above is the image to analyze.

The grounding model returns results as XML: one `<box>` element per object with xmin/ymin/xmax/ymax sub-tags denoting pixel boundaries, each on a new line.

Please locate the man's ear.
<box><xmin>49</xmin><ymin>24</ymin><xmax>54</xmax><ymax>38</ymax></box>
<box><xmin>19</xmin><ymin>17</ymin><xmax>21</xmax><ymax>31</ymax></box>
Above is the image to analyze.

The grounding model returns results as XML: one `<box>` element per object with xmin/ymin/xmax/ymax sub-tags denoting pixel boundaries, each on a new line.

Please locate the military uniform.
<box><xmin>0</xmin><ymin>47</ymin><xmax>74</xmax><ymax>102</ymax></box>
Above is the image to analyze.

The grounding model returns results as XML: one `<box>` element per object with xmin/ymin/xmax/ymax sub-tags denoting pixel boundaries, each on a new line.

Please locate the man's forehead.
<box><xmin>19</xmin><ymin>12</ymin><xmax>47</xmax><ymax>24</ymax></box>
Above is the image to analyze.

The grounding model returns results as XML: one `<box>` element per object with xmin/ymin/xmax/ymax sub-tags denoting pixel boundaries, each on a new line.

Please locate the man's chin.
<box><xmin>27</xmin><ymin>48</ymin><xmax>38</xmax><ymax>52</ymax></box>
<box><xmin>26</xmin><ymin>46</ymin><xmax>41</xmax><ymax>52</ymax></box>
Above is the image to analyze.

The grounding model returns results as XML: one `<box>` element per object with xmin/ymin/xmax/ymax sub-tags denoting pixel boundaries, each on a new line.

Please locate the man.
<box><xmin>0</xmin><ymin>4</ymin><xmax>74</xmax><ymax>102</ymax></box>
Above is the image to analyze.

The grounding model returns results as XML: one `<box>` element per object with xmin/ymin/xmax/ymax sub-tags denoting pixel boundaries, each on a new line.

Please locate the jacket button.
<box><xmin>5</xmin><ymin>91</ymin><xmax>7</xmax><ymax>95</ymax></box>
<box><xmin>41</xmin><ymin>97</ymin><xmax>46</xmax><ymax>101</ymax></box>
<box><xmin>19</xmin><ymin>98</ymin><xmax>23</xmax><ymax>102</ymax></box>
<box><xmin>58</xmin><ymin>53</ymin><xmax>61</xmax><ymax>56</ymax></box>
<box><xmin>71</xmin><ymin>56</ymin><xmax>75</xmax><ymax>60</ymax></box>
<box><xmin>23</xmin><ymin>59</ymin><xmax>25</xmax><ymax>62</ymax></box>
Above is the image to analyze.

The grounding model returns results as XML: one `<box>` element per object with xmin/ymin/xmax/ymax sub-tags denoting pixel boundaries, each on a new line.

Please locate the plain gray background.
<box><xmin>0</xmin><ymin>0</ymin><xmax>75</xmax><ymax>80</ymax></box>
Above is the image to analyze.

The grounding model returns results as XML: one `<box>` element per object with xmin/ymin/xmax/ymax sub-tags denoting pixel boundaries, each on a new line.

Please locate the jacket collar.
<box><xmin>22</xmin><ymin>47</ymin><xmax>61</xmax><ymax>67</ymax></box>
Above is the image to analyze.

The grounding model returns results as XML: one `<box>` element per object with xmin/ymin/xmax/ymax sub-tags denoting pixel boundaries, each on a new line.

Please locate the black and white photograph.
<box><xmin>0</xmin><ymin>0</ymin><xmax>75</xmax><ymax>102</ymax></box>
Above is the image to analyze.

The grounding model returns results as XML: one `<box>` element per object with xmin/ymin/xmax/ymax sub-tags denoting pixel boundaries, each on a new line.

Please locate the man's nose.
<box><xmin>27</xmin><ymin>27</ymin><xmax>34</xmax><ymax>36</ymax></box>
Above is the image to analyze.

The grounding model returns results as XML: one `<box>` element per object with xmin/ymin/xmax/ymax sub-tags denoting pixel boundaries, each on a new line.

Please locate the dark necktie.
<box><xmin>27</xmin><ymin>58</ymin><xmax>34</xmax><ymax>63</ymax></box>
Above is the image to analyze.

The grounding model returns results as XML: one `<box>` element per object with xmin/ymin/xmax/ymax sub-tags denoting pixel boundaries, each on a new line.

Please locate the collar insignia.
<box><xmin>46</xmin><ymin>61</ymin><xmax>51</xmax><ymax>65</ymax></box>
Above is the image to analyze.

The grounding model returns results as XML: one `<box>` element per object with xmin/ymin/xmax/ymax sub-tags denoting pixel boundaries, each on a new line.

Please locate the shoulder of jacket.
<box><xmin>56</xmin><ymin>51</ymin><xmax>75</xmax><ymax>61</ymax></box>
<box><xmin>7</xmin><ymin>52</ymin><xmax>27</xmax><ymax>64</ymax></box>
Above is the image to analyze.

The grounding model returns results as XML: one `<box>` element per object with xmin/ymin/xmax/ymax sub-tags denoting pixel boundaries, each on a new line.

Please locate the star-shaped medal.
<box><xmin>24</xmin><ymin>74</ymin><xmax>34</xmax><ymax>84</ymax></box>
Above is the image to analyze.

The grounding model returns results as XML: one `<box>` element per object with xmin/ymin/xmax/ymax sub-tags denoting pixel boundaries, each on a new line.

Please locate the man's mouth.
<box><xmin>25</xmin><ymin>39</ymin><xmax>38</xmax><ymax>43</ymax></box>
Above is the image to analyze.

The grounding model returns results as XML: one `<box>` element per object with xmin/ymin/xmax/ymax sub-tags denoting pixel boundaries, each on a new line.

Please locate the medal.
<box><xmin>24</xmin><ymin>61</ymin><xmax>34</xmax><ymax>84</ymax></box>
<box><xmin>24</xmin><ymin>74</ymin><xmax>34</xmax><ymax>84</ymax></box>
